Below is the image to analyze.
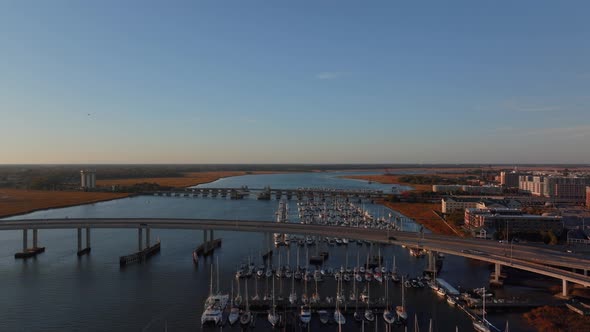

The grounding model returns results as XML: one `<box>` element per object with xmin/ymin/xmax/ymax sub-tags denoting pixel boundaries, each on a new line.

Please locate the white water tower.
<box><xmin>80</xmin><ymin>169</ymin><xmax>96</xmax><ymax>189</ymax></box>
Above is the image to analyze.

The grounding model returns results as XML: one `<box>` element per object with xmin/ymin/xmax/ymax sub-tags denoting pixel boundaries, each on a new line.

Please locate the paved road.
<box><xmin>2</xmin><ymin>218</ymin><xmax>589</xmax><ymax>287</ymax></box>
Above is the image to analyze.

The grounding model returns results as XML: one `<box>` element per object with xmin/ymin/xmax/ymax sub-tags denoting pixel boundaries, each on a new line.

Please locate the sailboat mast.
<box><xmin>216</xmin><ymin>256</ymin><xmax>220</xmax><ymax>294</ymax></box>
<box><xmin>245</xmin><ymin>278</ymin><xmax>249</xmax><ymax>310</ymax></box>
<box><xmin>231</xmin><ymin>278</ymin><xmax>234</xmax><ymax>306</ymax></box>
<box><xmin>272</xmin><ymin>275</ymin><xmax>276</xmax><ymax>314</ymax></box>
<box><xmin>483</xmin><ymin>287</ymin><xmax>486</xmax><ymax>323</ymax></box>
<box><xmin>209</xmin><ymin>264</ymin><xmax>213</xmax><ymax>296</ymax></box>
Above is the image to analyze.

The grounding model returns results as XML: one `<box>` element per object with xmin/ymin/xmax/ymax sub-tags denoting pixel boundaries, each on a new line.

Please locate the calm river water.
<box><xmin>1</xmin><ymin>172</ymin><xmax>536</xmax><ymax>331</ymax></box>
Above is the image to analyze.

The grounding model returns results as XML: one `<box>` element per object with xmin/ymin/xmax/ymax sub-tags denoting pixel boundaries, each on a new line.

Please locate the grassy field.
<box><xmin>0</xmin><ymin>189</ymin><xmax>130</xmax><ymax>218</ymax></box>
<box><xmin>0</xmin><ymin>171</ymin><xmax>282</xmax><ymax>218</ymax></box>
<box><xmin>380</xmin><ymin>200</ymin><xmax>462</xmax><ymax>236</ymax></box>
<box><xmin>344</xmin><ymin>174</ymin><xmax>433</xmax><ymax>192</ymax></box>
<box><xmin>96</xmin><ymin>171</ymin><xmax>277</xmax><ymax>188</ymax></box>
<box><xmin>344</xmin><ymin>172</ymin><xmax>478</xmax><ymax>192</ymax></box>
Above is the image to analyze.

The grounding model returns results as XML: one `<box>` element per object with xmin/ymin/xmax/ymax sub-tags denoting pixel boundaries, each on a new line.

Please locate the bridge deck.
<box><xmin>1</xmin><ymin>218</ymin><xmax>589</xmax><ymax>288</ymax></box>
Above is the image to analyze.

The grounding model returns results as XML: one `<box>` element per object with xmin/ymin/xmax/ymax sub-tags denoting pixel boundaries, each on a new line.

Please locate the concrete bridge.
<box><xmin>1</xmin><ymin>218</ymin><xmax>589</xmax><ymax>296</ymax></box>
<box><xmin>148</xmin><ymin>187</ymin><xmax>388</xmax><ymax>199</ymax></box>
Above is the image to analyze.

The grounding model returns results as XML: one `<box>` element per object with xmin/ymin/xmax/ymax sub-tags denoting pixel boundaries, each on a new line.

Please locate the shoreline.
<box><xmin>95</xmin><ymin>170</ymin><xmax>284</xmax><ymax>188</ymax></box>
<box><xmin>339</xmin><ymin>174</ymin><xmax>431</xmax><ymax>192</ymax></box>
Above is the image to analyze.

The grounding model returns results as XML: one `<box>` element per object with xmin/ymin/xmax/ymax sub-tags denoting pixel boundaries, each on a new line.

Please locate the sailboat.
<box><xmin>391</xmin><ymin>256</ymin><xmax>400</xmax><ymax>282</ymax></box>
<box><xmin>311</xmin><ymin>277</ymin><xmax>320</xmax><ymax>304</ymax></box>
<box><xmin>234</xmin><ymin>277</ymin><xmax>243</xmax><ymax>305</ymax></box>
<box><xmin>383</xmin><ymin>275</ymin><xmax>396</xmax><ymax>324</ymax></box>
<box><xmin>300</xmin><ymin>304</ymin><xmax>311</xmax><ymax>325</ymax></box>
<box><xmin>319</xmin><ymin>309</ymin><xmax>330</xmax><ymax>325</ymax></box>
<box><xmin>334</xmin><ymin>277</ymin><xmax>346</xmax><ymax>325</ymax></box>
<box><xmin>289</xmin><ymin>272</ymin><xmax>297</xmax><ymax>304</ymax></box>
<box><xmin>228</xmin><ymin>279</ymin><xmax>240</xmax><ymax>325</ymax></box>
<box><xmin>374</xmin><ymin>248</ymin><xmax>383</xmax><ymax>283</ymax></box>
<box><xmin>364</xmin><ymin>281</ymin><xmax>375</xmax><ymax>322</ymax></box>
<box><xmin>353</xmin><ymin>268</ymin><xmax>362</xmax><ymax>322</ymax></box>
<box><xmin>472</xmin><ymin>287</ymin><xmax>491</xmax><ymax>332</ymax></box>
<box><xmin>200</xmin><ymin>262</ymin><xmax>229</xmax><ymax>326</ymax></box>
<box><xmin>252</xmin><ymin>276</ymin><xmax>260</xmax><ymax>301</ymax></box>
<box><xmin>240</xmin><ymin>277</ymin><xmax>252</xmax><ymax>326</ymax></box>
<box><xmin>396</xmin><ymin>275</ymin><xmax>408</xmax><ymax>321</ymax></box>
<box><xmin>268</xmin><ymin>276</ymin><xmax>280</xmax><ymax>327</ymax></box>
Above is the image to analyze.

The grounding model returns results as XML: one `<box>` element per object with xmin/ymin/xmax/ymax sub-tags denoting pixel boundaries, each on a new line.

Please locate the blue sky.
<box><xmin>1</xmin><ymin>1</ymin><xmax>589</xmax><ymax>164</ymax></box>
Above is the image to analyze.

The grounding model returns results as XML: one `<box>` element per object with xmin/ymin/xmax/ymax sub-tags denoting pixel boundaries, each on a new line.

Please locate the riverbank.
<box><xmin>0</xmin><ymin>189</ymin><xmax>131</xmax><ymax>219</ymax></box>
<box><xmin>96</xmin><ymin>171</ymin><xmax>280</xmax><ymax>188</ymax></box>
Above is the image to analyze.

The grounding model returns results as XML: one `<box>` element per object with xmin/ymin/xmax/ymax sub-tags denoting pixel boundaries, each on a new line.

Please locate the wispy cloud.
<box><xmin>239</xmin><ymin>117</ymin><xmax>259</xmax><ymax>124</ymax></box>
<box><xmin>512</xmin><ymin>106</ymin><xmax>560</xmax><ymax>113</ymax></box>
<box><xmin>315</xmin><ymin>71</ymin><xmax>345</xmax><ymax>80</ymax></box>
<box><xmin>492</xmin><ymin>125</ymin><xmax>590</xmax><ymax>139</ymax></box>
<box><xmin>501</xmin><ymin>99</ymin><xmax>560</xmax><ymax>113</ymax></box>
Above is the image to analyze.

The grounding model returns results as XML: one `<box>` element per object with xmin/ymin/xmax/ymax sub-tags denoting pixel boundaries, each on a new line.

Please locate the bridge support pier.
<box><xmin>138</xmin><ymin>228</ymin><xmax>143</xmax><ymax>252</ymax></box>
<box><xmin>490</xmin><ymin>263</ymin><xmax>504</xmax><ymax>287</ymax></box>
<box><xmin>77</xmin><ymin>228</ymin><xmax>82</xmax><ymax>252</ymax></box>
<box><xmin>77</xmin><ymin>228</ymin><xmax>91</xmax><ymax>256</ymax></box>
<box><xmin>86</xmin><ymin>228</ymin><xmax>91</xmax><ymax>248</ymax></box>
<box><xmin>562</xmin><ymin>279</ymin><xmax>569</xmax><ymax>297</ymax></box>
<box><xmin>23</xmin><ymin>228</ymin><xmax>28</xmax><ymax>252</ymax></box>
<box><xmin>33</xmin><ymin>229</ymin><xmax>38</xmax><ymax>249</ymax></box>
<box><xmin>146</xmin><ymin>227</ymin><xmax>151</xmax><ymax>248</ymax></box>
<box><xmin>119</xmin><ymin>225</ymin><xmax>161</xmax><ymax>267</ymax></box>
<box><xmin>424</xmin><ymin>250</ymin><xmax>437</xmax><ymax>274</ymax></box>
<box><xmin>15</xmin><ymin>228</ymin><xmax>45</xmax><ymax>259</ymax></box>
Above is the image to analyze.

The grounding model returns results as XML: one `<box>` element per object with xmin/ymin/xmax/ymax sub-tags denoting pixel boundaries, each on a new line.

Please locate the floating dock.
<box><xmin>436</xmin><ymin>278</ymin><xmax>460</xmax><ymax>295</ymax></box>
<box><xmin>566</xmin><ymin>301</ymin><xmax>590</xmax><ymax>316</ymax></box>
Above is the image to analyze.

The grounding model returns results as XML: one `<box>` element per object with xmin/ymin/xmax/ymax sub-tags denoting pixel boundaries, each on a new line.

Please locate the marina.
<box><xmin>196</xmin><ymin>197</ymin><xmax>534</xmax><ymax>330</ymax></box>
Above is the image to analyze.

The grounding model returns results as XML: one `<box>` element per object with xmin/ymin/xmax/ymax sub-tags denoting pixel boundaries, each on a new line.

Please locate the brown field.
<box><xmin>344</xmin><ymin>172</ymin><xmax>482</xmax><ymax>193</ymax></box>
<box><xmin>0</xmin><ymin>189</ymin><xmax>130</xmax><ymax>218</ymax></box>
<box><xmin>344</xmin><ymin>174</ymin><xmax>432</xmax><ymax>192</ymax></box>
<box><xmin>96</xmin><ymin>171</ymin><xmax>278</xmax><ymax>188</ymax></box>
<box><xmin>379</xmin><ymin>200</ymin><xmax>462</xmax><ymax>236</ymax></box>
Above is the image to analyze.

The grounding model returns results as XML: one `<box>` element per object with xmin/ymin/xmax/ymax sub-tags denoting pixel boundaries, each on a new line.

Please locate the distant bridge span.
<box><xmin>2</xmin><ymin>218</ymin><xmax>589</xmax><ymax>294</ymax></box>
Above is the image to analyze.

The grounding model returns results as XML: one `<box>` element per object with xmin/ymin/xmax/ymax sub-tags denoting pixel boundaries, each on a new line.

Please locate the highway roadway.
<box><xmin>1</xmin><ymin>218</ymin><xmax>589</xmax><ymax>289</ymax></box>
